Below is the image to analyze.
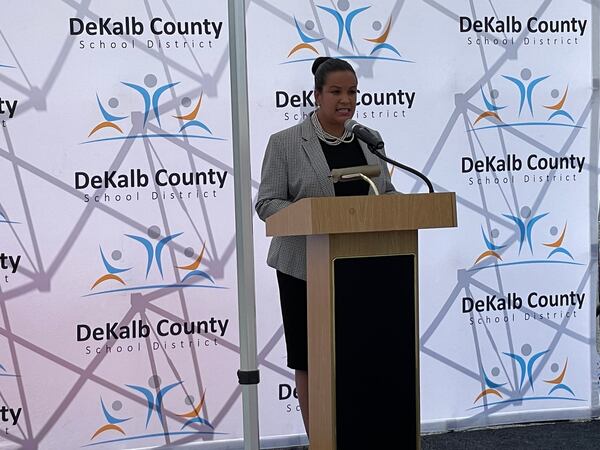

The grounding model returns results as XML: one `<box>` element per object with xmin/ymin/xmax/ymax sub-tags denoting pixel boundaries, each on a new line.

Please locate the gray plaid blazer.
<box><xmin>255</xmin><ymin>115</ymin><xmax>397</xmax><ymax>280</ymax></box>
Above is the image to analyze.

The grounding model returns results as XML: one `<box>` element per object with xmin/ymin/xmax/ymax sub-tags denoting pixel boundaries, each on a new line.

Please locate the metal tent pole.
<box><xmin>228</xmin><ymin>1</ymin><xmax>260</xmax><ymax>449</ymax></box>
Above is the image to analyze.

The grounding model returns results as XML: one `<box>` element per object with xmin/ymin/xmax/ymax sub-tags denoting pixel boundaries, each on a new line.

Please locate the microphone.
<box><xmin>345</xmin><ymin>119</ymin><xmax>435</xmax><ymax>193</ymax></box>
<box><xmin>344</xmin><ymin>120</ymin><xmax>384</xmax><ymax>149</ymax></box>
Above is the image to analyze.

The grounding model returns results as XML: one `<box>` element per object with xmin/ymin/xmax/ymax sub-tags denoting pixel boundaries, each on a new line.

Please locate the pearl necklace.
<box><xmin>311</xmin><ymin>112</ymin><xmax>354</xmax><ymax>146</ymax></box>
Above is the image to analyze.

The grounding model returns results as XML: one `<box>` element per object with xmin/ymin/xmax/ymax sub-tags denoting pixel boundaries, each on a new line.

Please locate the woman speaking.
<box><xmin>255</xmin><ymin>56</ymin><xmax>397</xmax><ymax>434</ymax></box>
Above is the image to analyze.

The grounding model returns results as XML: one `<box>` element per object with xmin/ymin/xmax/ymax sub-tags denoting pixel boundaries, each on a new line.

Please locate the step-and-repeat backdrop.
<box><xmin>0</xmin><ymin>1</ymin><xmax>244</xmax><ymax>449</ymax></box>
<box><xmin>247</xmin><ymin>0</ymin><xmax>597</xmax><ymax>435</ymax></box>
<box><xmin>0</xmin><ymin>1</ymin><xmax>596</xmax><ymax>449</ymax></box>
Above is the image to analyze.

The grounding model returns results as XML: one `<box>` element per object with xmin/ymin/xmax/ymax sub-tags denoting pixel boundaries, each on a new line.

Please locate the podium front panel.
<box><xmin>333</xmin><ymin>254</ymin><xmax>417</xmax><ymax>449</ymax></box>
<box><xmin>307</xmin><ymin>231</ymin><xmax>421</xmax><ymax>450</ymax></box>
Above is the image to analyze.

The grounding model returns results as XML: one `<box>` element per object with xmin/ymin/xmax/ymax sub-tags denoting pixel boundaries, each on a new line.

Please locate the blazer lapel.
<box><xmin>300</xmin><ymin>117</ymin><xmax>335</xmax><ymax>196</ymax></box>
<box><xmin>359</xmin><ymin>139</ymin><xmax>380</xmax><ymax>167</ymax></box>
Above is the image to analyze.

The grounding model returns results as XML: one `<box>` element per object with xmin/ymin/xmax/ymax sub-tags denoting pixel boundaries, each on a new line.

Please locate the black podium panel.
<box><xmin>333</xmin><ymin>254</ymin><xmax>416</xmax><ymax>449</ymax></box>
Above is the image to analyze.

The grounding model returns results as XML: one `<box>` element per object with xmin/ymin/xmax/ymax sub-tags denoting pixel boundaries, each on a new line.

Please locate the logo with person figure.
<box><xmin>85</xmin><ymin>225</ymin><xmax>224</xmax><ymax>298</ymax></box>
<box><xmin>83</xmin><ymin>74</ymin><xmax>225</xmax><ymax>145</ymax></box>
<box><xmin>472</xmin><ymin>207</ymin><xmax>583</xmax><ymax>271</ymax></box>
<box><xmin>472</xmin><ymin>344</ymin><xmax>583</xmax><ymax>410</ymax></box>
<box><xmin>470</xmin><ymin>68</ymin><xmax>582</xmax><ymax>132</ymax></box>
<box><xmin>87</xmin><ymin>375</ymin><xmax>222</xmax><ymax>447</ymax></box>
<box><xmin>285</xmin><ymin>1</ymin><xmax>410</xmax><ymax>64</ymax></box>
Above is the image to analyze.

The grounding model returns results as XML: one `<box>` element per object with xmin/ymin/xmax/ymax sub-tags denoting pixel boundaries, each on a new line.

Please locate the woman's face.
<box><xmin>315</xmin><ymin>70</ymin><xmax>357</xmax><ymax>133</ymax></box>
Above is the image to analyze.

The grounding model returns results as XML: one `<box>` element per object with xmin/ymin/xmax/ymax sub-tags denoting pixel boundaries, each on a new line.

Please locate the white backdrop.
<box><xmin>0</xmin><ymin>1</ymin><xmax>597</xmax><ymax>449</ymax></box>
<box><xmin>246</xmin><ymin>0</ymin><xmax>597</xmax><ymax>435</ymax></box>
<box><xmin>0</xmin><ymin>1</ymin><xmax>246</xmax><ymax>449</ymax></box>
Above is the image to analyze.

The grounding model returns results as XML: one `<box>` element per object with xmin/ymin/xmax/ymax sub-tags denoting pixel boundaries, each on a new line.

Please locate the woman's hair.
<box><xmin>311</xmin><ymin>57</ymin><xmax>356</xmax><ymax>92</ymax></box>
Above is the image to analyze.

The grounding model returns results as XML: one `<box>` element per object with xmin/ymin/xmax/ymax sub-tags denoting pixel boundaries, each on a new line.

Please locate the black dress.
<box><xmin>277</xmin><ymin>137</ymin><xmax>368</xmax><ymax>370</ymax></box>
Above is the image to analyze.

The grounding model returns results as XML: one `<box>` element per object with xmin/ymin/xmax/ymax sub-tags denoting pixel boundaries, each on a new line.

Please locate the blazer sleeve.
<box><xmin>255</xmin><ymin>133</ymin><xmax>293</xmax><ymax>221</ymax></box>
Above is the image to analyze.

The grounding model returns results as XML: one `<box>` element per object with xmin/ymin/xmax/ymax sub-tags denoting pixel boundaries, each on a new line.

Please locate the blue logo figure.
<box><xmin>474</xmin><ymin>226</ymin><xmax>505</xmax><ymax>265</ymax></box>
<box><xmin>502</xmin><ymin>69</ymin><xmax>549</xmax><ymax>117</ymax></box>
<box><xmin>123</xmin><ymin>74</ymin><xmax>179</xmax><ymax>127</ymax></box>
<box><xmin>91</xmin><ymin>247</ymin><xmax>132</xmax><ymax>290</ymax></box>
<box><xmin>543</xmin><ymin>223</ymin><xmax>574</xmax><ymax>260</ymax></box>
<box><xmin>288</xmin><ymin>17</ymin><xmax>323</xmax><ymax>57</ymax></box>
<box><xmin>474</xmin><ymin>87</ymin><xmax>506</xmax><ymax>125</ymax></box>
<box><xmin>474</xmin><ymin>365</ymin><xmax>507</xmax><ymax>403</ymax></box>
<box><xmin>503</xmin><ymin>206</ymin><xmax>548</xmax><ymax>255</ymax></box>
<box><xmin>317</xmin><ymin>1</ymin><xmax>370</xmax><ymax>51</ymax></box>
<box><xmin>91</xmin><ymin>398</ymin><xmax>132</xmax><ymax>440</ymax></box>
<box><xmin>177</xmin><ymin>241</ymin><xmax>215</xmax><ymax>284</ymax></box>
<box><xmin>127</xmin><ymin>376</ymin><xmax>182</xmax><ymax>428</ymax></box>
<box><xmin>89</xmin><ymin>95</ymin><xmax>127</xmax><ymax>137</ymax></box>
<box><xmin>544</xmin><ymin>86</ymin><xmax>574</xmax><ymax>123</ymax></box>
<box><xmin>503</xmin><ymin>344</ymin><xmax>547</xmax><ymax>392</ymax></box>
<box><xmin>364</xmin><ymin>17</ymin><xmax>401</xmax><ymax>57</ymax></box>
<box><xmin>177</xmin><ymin>390</ymin><xmax>214</xmax><ymax>430</ymax></box>
<box><xmin>126</xmin><ymin>226</ymin><xmax>182</xmax><ymax>280</ymax></box>
<box><xmin>544</xmin><ymin>358</ymin><xmax>575</xmax><ymax>396</ymax></box>
<box><xmin>174</xmin><ymin>93</ymin><xmax>213</xmax><ymax>135</ymax></box>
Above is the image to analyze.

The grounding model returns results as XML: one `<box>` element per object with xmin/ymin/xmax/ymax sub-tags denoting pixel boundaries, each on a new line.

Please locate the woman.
<box><xmin>255</xmin><ymin>57</ymin><xmax>396</xmax><ymax>433</ymax></box>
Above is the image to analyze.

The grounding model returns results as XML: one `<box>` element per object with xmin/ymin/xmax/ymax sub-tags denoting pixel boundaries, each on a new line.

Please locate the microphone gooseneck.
<box><xmin>345</xmin><ymin>119</ymin><xmax>434</xmax><ymax>193</ymax></box>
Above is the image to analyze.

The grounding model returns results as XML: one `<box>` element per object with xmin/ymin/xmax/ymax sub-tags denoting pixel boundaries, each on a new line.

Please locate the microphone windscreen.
<box><xmin>344</xmin><ymin>119</ymin><xmax>358</xmax><ymax>133</ymax></box>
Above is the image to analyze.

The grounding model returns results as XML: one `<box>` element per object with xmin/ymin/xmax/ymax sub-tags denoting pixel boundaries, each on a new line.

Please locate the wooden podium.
<box><xmin>266</xmin><ymin>193</ymin><xmax>457</xmax><ymax>449</ymax></box>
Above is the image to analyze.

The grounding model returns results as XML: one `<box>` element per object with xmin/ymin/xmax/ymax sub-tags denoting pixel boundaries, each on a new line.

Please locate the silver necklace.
<box><xmin>311</xmin><ymin>112</ymin><xmax>354</xmax><ymax>146</ymax></box>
